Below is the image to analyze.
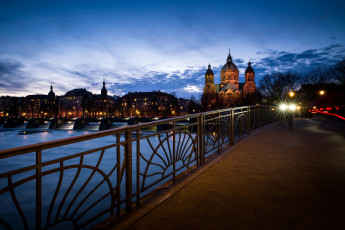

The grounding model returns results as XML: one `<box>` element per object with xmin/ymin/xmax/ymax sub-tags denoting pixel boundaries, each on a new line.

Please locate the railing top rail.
<box><xmin>0</xmin><ymin>105</ymin><xmax>270</xmax><ymax>158</ymax></box>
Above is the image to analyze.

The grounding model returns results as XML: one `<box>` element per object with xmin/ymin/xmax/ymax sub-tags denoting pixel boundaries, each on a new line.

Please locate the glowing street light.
<box><xmin>289</xmin><ymin>91</ymin><xmax>295</xmax><ymax>97</ymax></box>
<box><xmin>319</xmin><ymin>90</ymin><xmax>325</xmax><ymax>95</ymax></box>
<box><xmin>288</xmin><ymin>104</ymin><xmax>296</xmax><ymax>111</ymax></box>
<box><xmin>279</xmin><ymin>104</ymin><xmax>288</xmax><ymax>111</ymax></box>
<box><xmin>279</xmin><ymin>103</ymin><xmax>297</xmax><ymax>111</ymax></box>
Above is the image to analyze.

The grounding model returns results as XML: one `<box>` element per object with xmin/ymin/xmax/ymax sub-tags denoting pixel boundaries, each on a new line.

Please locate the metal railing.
<box><xmin>0</xmin><ymin>105</ymin><xmax>274</xmax><ymax>229</ymax></box>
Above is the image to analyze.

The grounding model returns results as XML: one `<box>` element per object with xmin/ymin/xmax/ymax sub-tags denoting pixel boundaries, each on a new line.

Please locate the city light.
<box><xmin>319</xmin><ymin>90</ymin><xmax>325</xmax><ymax>95</ymax></box>
<box><xmin>289</xmin><ymin>91</ymin><xmax>295</xmax><ymax>97</ymax></box>
<box><xmin>288</xmin><ymin>104</ymin><xmax>296</xmax><ymax>111</ymax></box>
<box><xmin>279</xmin><ymin>103</ymin><xmax>296</xmax><ymax>111</ymax></box>
<box><xmin>279</xmin><ymin>104</ymin><xmax>288</xmax><ymax>111</ymax></box>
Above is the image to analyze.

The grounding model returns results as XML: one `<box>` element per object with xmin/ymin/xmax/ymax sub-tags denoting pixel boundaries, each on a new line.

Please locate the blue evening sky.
<box><xmin>1</xmin><ymin>0</ymin><xmax>345</xmax><ymax>99</ymax></box>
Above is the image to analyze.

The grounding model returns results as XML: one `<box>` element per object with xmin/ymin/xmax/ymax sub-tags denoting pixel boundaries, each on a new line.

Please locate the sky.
<box><xmin>1</xmin><ymin>0</ymin><xmax>345</xmax><ymax>99</ymax></box>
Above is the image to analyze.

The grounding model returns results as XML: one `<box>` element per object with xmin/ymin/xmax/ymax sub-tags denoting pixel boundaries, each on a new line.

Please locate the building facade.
<box><xmin>58</xmin><ymin>81</ymin><xmax>118</xmax><ymax>118</ymax></box>
<box><xmin>202</xmin><ymin>51</ymin><xmax>257</xmax><ymax>110</ymax></box>
<box><xmin>0</xmin><ymin>85</ymin><xmax>57</xmax><ymax>118</ymax></box>
<box><xmin>121</xmin><ymin>91</ymin><xmax>180</xmax><ymax>117</ymax></box>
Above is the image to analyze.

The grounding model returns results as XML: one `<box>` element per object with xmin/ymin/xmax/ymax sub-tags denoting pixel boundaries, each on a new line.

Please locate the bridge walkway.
<box><xmin>104</xmin><ymin>118</ymin><xmax>345</xmax><ymax>230</ymax></box>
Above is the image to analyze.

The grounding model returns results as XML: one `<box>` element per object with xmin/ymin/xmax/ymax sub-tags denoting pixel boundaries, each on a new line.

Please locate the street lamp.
<box><xmin>319</xmin><ymin>90</ymin><xmax>325</xmax><ymax>95</ymax></box>
<box><xmin>289</xmin><ymin>91</ymin><xmax>295</xmax><ymax>98</ymax></box>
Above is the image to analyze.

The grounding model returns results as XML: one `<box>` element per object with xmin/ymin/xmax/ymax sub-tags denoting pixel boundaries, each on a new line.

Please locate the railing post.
<box><xmin>36</xmin><ymin>150</ymin><xmax>42</xmax><ymax>230</ymax></box>
<box><xmin>229</xmin><ymin>109</ymin><xmax>234</xmax><ymax>145</ymax></box>
<box><xmin>240</xmin><ymin>111</ymin><xmax>243</xmax><ymax>138</ymax></box>
<box><xmin>247</xmin><ymin>107</ymin><xmax>251</xmax><ymax>135</ymax></box>
<box><xmin>197</xmin><ymin>114</ymin><xmax>204</xmax><ymax>165</ymax></box>
<box><xmin>116</xmin><ymin>133</ymin><xmax>121</xmax><ymax>216</ymax></box>
<box><xmin>217</xmin><ymin>112</ymin><xmax>221</xmax><ymax>153</ymax></box>
<box><xmin>136</xmin><ymin>129</ymin><xmax>140</xmax><ymax>205</ymax></box>
<box><xmin>125</xmin><ymin>130</ymin><xmax>132</xmax><ymax>213</ymax></box>
<box><xmin>172</xmin><ymin>122</ymin><xmax>176</xmax><ymax>183</ymax></box>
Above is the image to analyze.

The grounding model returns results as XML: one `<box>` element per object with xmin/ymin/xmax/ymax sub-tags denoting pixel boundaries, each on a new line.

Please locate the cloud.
<box><xmin>0</xmin><ymin>59</ymin><xmax>23</xmax><ymax>74</ymax></box>
<box><xmin>254</xmin><ymin>44</ymin><xmax>345</xmax><ymax>74</ymax></box>
<box><xmin>0</xmin><ymin>59</ymin><xmax>29</xmax><ymax>95</ymax></box>
<box><xmin>183</xmin><ymin>84</ymin><xmax>202</xmax><ymax>93</ymax></box>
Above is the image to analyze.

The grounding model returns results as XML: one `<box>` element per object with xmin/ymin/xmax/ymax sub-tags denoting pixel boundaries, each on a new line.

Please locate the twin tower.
<box><xmin>203</xmin><ymin>51</ymin><xmax>256</xmax><ymax>98</ymax></box>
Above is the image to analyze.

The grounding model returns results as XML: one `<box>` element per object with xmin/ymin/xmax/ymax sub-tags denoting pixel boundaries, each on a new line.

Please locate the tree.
<box><xmin>258</xmin><ymin>72</ymin><xmax>301</xmax><ymax>104</ymax></box>
<box><xmin>303</xmin><ymin>66</ymin><xmax>332</xmax><ymax>84</ymax></box>
<box><xmin>333</xmin><ymin>59</ymin><xmax>345</xmax><ymax>85</ymax></box>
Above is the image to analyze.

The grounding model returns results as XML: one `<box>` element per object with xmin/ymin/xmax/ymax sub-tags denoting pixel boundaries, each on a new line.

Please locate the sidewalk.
<box><xmin>110</xmin><ymin>118</ymin><xmax>345</xmax><ymax>230</ymax></box>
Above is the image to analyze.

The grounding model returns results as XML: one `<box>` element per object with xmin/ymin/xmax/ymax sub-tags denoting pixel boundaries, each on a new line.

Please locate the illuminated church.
<box><xmin>202</xmin><ymin>51</ymin><xmax>256</xmax><ymax>108</ymax></box>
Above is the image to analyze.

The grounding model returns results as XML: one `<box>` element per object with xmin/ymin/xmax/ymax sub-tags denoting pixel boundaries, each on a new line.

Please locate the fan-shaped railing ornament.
<box><xmin>139</xmin><ymin>130</ymin><xmax>197</xmax><ymax>191</ymax></box>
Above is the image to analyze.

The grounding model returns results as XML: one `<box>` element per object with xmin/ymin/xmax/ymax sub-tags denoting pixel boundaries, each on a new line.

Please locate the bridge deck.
<box><xmin>104</xmin><ymin>118</ymin><xmax>345</xmax><ymax>230</ymax></box>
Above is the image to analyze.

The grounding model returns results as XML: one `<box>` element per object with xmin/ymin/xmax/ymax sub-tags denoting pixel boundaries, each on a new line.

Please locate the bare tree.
<box><xmin>259</xmin><ymin>72</ymin><xmax>301</xmax><ymax>104</ymax></box>
<box><xmin>333</xmin><ymin>59</ymin><xmax>345</xmax><ymax>85</ymax></box>
<box><xmin>304</xmin><ymin>66</ymin><xmax>332</xmax><ymax>84</ymax></box>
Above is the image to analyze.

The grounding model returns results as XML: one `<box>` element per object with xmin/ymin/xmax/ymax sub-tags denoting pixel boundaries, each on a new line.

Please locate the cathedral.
<box><xmin>202</xmin><ymin>51</ymin><xmax>257</xmax><ymax>109</ymax></box>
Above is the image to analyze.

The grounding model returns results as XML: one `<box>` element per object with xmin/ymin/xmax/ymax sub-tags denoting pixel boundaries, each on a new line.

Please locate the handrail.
<box><xmin>0</xmin><ymin>106</ymin><xmax>269</xmax><ymax>158</ymax></box>
<box><xmin>0</xmin><ymin>114</ymin><xmax>196</xmax><ymax>158</ymax></box>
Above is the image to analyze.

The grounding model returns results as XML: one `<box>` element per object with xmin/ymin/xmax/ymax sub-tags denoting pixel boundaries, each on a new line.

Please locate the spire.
<box><xmin>101</xmin><ymin>79</ymin><xmax>107</xmax><ymax>97</ymax></box>
<box><xmin>205</xmin><ymin>63</ymin><xmax>214</xmax><ymax>76</ymax></box>
<box><xmin>245</xmin><ymin>60</ymin><xmax>254</xmax><ymax>75</ymax></box>
<box><xmin>48</xmin><ymin>84</ymin><xmax>55</xmax><ymax>98</ymax></box>
<box><xmin>227</xmin><ymin>49</ymin><xmax>232</xmax><ymax>63</ymax></box>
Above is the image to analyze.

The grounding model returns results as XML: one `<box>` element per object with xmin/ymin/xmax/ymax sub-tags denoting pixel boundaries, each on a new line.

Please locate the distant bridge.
<box><xmin>0</xmin><ymin>116</ymin><xmax>191</xmax><ymax>130</ymax></box>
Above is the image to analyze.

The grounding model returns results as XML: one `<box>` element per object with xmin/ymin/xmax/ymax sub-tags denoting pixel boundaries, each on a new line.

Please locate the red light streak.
<box><xmin>316</xmin><ymin>111</ymin><xmax>345</xmax><ymax>121</ymax></box>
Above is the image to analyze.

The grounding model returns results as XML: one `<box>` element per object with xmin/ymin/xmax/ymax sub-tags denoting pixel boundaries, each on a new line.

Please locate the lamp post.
<box><xmin>319</xmin><ymin>90</ymin><xmax>325</xmax><ymax>108</ymax></box>
<box><xmin>287</xmin><ymin>91</ymin><xmax>295</xmax><ymax>130</ymax></box>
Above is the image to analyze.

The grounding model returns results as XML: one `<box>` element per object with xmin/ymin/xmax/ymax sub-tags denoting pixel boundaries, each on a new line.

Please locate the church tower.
<box><xmin>243</xmin><ymin>61</ymin><xmax>256</xmax><ymax>96</ymax></box>
<box><xmin>48</xmin><ymin>84</ymin><xmax>55</xmax><ymax>98</ymax></box>
<box><xmin>101</xmin><ymin>79</ymin><xmax>107</xmax><ymax>97</ymax></box>
<box><xmin>203</xmin><ymin>64</ymin><xmax>216</xmax><ymax>94</ymax></box>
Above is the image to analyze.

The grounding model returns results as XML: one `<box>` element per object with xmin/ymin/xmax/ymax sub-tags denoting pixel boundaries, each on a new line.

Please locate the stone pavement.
<box><xmin>106</xmin><ymin>118</ymin><xmax>345</xmax><ymax>230</ymax></box>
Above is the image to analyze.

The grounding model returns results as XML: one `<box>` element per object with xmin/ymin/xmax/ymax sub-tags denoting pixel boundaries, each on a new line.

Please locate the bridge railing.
<box><xmin>0</xmin><ymin>105</ymin><xmax>274</xmax><ymax>229</ymax></box>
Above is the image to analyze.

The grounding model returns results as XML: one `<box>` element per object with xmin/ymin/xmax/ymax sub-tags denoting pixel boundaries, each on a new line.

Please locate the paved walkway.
<box><xmin>108</xmin><ymin>118</ymin><xmax>345</xmax><ymax>230</ymax></box>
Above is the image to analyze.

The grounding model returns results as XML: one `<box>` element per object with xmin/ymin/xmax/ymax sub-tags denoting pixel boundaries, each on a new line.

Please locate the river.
<box><xmin>0</xmin><ymin>123</ymin><xmax>197</xmax><ymax>229</ymax></box>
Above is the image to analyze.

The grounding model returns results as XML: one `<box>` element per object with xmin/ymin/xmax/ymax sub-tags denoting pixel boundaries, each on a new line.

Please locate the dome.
<box><xmin>205</xmin><ymin>64</ymin><xmax>214</xmax><ymax>75</ymax></box>
<box><xmin>221</xmin><ymin>62</ymin><xmax>238</xmax><ymax>72</ymax></box>
<box><xmin>245</xmin><ymin>61</ymin><xmax>254</xmax><ymax>74</ymax></box>
<box><xmin>221</xmin><ymin>51</ymin><xmax>238</xmax><ymax>72</ymax></box>
<box><xmin>65</xmin><ymin>88</ymin><xmax>92</xmax><ymax>97</ymax></box>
